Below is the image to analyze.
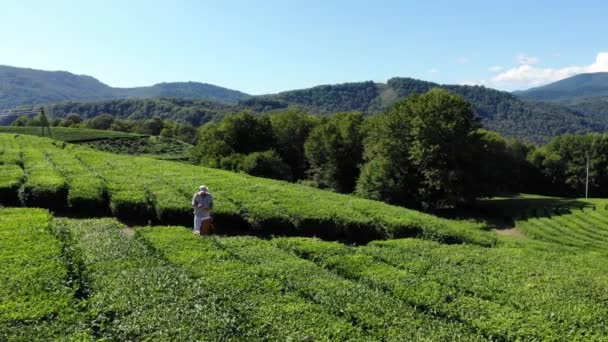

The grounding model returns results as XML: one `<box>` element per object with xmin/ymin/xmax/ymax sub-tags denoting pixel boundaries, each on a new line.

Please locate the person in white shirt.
<box><xmin>192</xmin><ymin>185</ymin><xmax>214</xmax><ymax>234</ymax></box>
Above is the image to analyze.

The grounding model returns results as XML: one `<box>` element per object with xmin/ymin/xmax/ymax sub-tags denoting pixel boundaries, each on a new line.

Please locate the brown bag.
<box><xmin>200</xmin><ymin>217</ymin><xmax>214</xmax><ymax>235</ymax></box>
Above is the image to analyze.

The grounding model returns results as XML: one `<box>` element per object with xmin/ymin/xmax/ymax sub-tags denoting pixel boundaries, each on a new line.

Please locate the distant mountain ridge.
<box><xmin>516</xmin><ymin>72</ymin><xmax>608</xmax><ymax>103</ymax></box>
<box><xmin>0</xmin><ymin>65</ymin><xmax>250</xmax><ymax>109</ymax></box>
<box><xmin>2</xmin><ymin>65</ymin><xmax>608</xmax><ymax>143</ymax></box>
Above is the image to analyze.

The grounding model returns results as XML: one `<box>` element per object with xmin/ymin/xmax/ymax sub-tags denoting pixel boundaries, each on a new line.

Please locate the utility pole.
<box><xmin>585</xmin><ymin>152</ymin><xmax>590</xmax><ymax>199</ymax></box>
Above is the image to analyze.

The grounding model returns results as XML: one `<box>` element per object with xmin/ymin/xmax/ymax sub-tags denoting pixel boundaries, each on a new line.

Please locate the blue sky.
<box><xmin>1</xmin><ymin>0</ymin><xmax>607</xmax><ymax>94</ymax></box>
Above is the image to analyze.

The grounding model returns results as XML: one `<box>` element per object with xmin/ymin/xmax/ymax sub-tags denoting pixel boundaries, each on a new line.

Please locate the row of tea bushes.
<box><xmin>0</xmin><ymin>133</ymin><xmax>495</xmax><ymax>245</ymax></box>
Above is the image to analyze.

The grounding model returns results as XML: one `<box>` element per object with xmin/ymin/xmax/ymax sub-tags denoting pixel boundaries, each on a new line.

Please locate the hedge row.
<box><xmin>139</xmin><ymin>227</ymin><xmax>366</xmax><ymax>340</ymax></box>
<box><xmin>53</xmin><ymin>218</ymin><xmax>248</xmax><ymax>340</ymax></box>
<box><xmin>0</xmin><ymin>208</ymin><xmax>81</xmax><ymax>340</ymax></box>
<box><xmin>0</xmin><ymin>133</ymin><xmax>495</xmax><ymax>245</ymax></box>
<box><xmin>274</xmin><ymin>237</ymin><xmax>608</xmax><ymax>340</ymax></box>
<box><xmin>0</xmin><ymin>164</ymin><xmax>24</xmax><ymax>206</ymax></box>
<box><xmin>45</xmin><ymin>148</ymin><xmax>108</xmax><ymax>215</ymax></box>
<box><xmin>18</xmin><ymin>149</ymin><xmax>68</xmax><ymax>211</ymax></box>
<box><xmin>211</xmin><ymin>234</ymin><xmax>481</xmax><ymax>339</ymax></box>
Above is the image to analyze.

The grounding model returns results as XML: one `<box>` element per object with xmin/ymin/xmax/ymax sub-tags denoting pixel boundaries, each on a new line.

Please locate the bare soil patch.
<box><xmin>121</xmin><ymin>227</ymin><xmax>135</xmax><ymax>237</ymax></box>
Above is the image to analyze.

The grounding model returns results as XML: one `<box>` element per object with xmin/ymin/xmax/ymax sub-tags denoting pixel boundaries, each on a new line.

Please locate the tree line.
<box><xmin>193</xmin><ymin>89</ymin><xmax>608</xmax><ymax>209</ymax></box>
<box><xmin>11</xmin><ymin>112</ymin><xmax>199</xmax><ymax>145</ymax></box>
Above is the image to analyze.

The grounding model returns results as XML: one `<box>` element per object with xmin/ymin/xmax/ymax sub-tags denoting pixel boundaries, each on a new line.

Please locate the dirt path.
<box><xmin>493</xmin><ymin>227</ymin><xmax>525</xmax><ymax>238</ymax></box>
<box><xmin>121</xmin><ymin>227</ymin><xmax>135</xmax><ymax>237</ymax></box>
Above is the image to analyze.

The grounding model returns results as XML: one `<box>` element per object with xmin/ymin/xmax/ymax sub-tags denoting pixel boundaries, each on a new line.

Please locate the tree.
<box><xmin>193</xmin><ymin>112</ymin><xmax>276</xmax><ymax>166</ymax></box>
<box><xmin>11</xmin><ymin>115</ymin><xmax>29</xmax><ymax>127</ymax></box>
<box><xmin>136</xmin><ymin>116</ymin><xmax>164</xmax><ymax>135</ymax></box>
<box><xmin>304</xmin><ymin>112</ymin><xmax>364</xmax><ymax>193</ymax></box>
<box><xmin>269</xmin><ymin>110</ymin><xmax>319</xmax><ymax>180</ymax></box>
<box><xmin>59</xmin><ymin>113</ymin><xmax>84</xmax><ymax>127</ymax></box>
<box><xmin>240</xmin><ymin>150</ymin><xmax>293</xmax><ymax>181</ymax></box>
<box><xmin>85</xmin><ymin>113</ymin><xmax>115</xmax><ymax>130</ymax></box>
<box><xmin>357</xmin><ymin>89</ymin><xmax>482</xmax><ymax>209</ymax></box>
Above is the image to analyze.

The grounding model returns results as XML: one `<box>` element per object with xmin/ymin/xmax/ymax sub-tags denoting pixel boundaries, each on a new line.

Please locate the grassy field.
<box><xmin>0</xmin><ymin>133</ymin><xmax>494</xmax><ymax>245</ymax></box>
<box><xmin>476</xmin><ymin>194</ymin><xmax>608</xmax><ymax>249</ymax></box>
<box><xmin>0</xmin><ymin>126</ymin><xmax>193</xmax><ymax>160</ymax></box>
<box><xmin>2</xmin><ymin>208</ymin><xmax>608</xmax><ymax>340</ymax></box>
<box><xmin>0</xmin><ymin>126</ymin><xmax>140</xmax><ymax>141</ymax></box>
<box><xmin>3</xmin><ymin>133</ymin><xmax>608</xmax><ymax>339</ymax></box>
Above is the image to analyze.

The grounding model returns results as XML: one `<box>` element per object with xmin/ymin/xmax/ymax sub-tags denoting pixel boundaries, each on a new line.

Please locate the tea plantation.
<box><xmin>2</xmin><ymin>133</ymin><xmax>608</xmax><ymax>340</ymax></box>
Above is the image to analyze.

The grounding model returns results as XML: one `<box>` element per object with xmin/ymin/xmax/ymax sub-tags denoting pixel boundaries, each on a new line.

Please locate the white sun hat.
<box><xmin>199</xmin><ymin>185</ymin><xmax>209</xmax><ymax>193</ymax></box>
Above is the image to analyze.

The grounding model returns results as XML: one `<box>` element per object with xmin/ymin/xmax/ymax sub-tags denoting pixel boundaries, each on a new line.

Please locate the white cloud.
<box><xmin>428</xmin><ymin>68</ymin><xmax>439</xmax><ymax>74</ymax></box>
<box><xmin>517</xmin><ymin>53</ymin><xmax>540</xmax><ymax>65</ymax></box>
<box><xmin>488</xmin><ymin>66</ymin><xmax>504</xmax><ymax>72</ymax></box>
<box><xmin>487</xmin><ymin>52</ymin><xmax>608</xmax><ymax>90</ymax></box>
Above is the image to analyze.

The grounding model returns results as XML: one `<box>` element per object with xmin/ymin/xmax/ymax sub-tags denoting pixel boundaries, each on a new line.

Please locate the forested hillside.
<box><xmin>516</xmin><ymin>72</ymin><xmax>608</xmax><ymax>103</ymax></box>
<box><xmin>45</xmin><ymin>98</ymin><xmax>234</xmax><ymax>126</ymax></box>
<box><xmin>3</xmin><ymin>65</ymin><xmax>608</xmax><ymax>142</ymax></box>
<box><xmin>0</xmin><ymin>65</ymin><xmax>249</xmax><ymax>110</ymax></box>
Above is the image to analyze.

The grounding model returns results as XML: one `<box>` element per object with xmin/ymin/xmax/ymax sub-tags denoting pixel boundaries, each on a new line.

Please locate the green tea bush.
<box><xmin>0</xmin><ymin>164</ymin><xmax>24</xmax><ymax>205</ymax></box>
<box><xmin>0</xmin><ymin>208</ymin><xmax>80</xmax><ymax>339</ymax></box>
<box><xmin>0</xmin><ymin>133</ymin><xmax>494</xmax><ymax>245</ymax></box>
<box><xmin>53</xmin><ymin>218</ymin><xmax>253</xmax><ymax>340</ymax></box>
<box><xmin>139</xmin><ymin>227</ymin><xmax>366</xmax><ymax>340</ymax></box>
<box><xmin>275</xmin><ymin>237</ymin><xmax>608</xmax><ymax>340</ymax></box>
<box><xmin>19</xmin><ymin>149</ymin><xmax>67</xmax><ymax>211</ymax></box>
<box><xmin>45</xmin><ymin>149</ymin><xmax>108</xmax><ymax>215</ymax></box>
<box><xmin>213</xmin><ymin>235</ymin><xmax>481</xmax><ymax>340</ymax></box>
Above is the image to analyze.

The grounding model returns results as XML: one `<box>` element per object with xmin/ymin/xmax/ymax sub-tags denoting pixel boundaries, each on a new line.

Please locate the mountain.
<box><xmin>3</xmin><ymin>65</ymin><xmax>606</xmax><ymax>142</ymax></box>
<box><xmin>246</xmin><ymin>77</ymin><xmax>604</xmax><ymax>142</ymax></box>
<box><xmin>0</xmin><ymin>65</ymin><xmax>250</xmax><ymax>110</ymax></box>
<box><xmin>516</xmin><ymin>72</ymin><xmax>608</xmax><ymax>103</ymax></box>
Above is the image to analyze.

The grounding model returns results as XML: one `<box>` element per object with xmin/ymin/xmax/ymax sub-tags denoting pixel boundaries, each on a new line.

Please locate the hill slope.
<box><xmin>3</xmin><ymin>65</ymin><xmax>605</xmax><ymax>142</ymax></box>
<box><xmin>0</xmin><ymin>65</ymin><xmax>249</xmax><ymax>110</ymax></box>
<box><xmin>516</xmin><ymin>72</ymin><xmax>608</xmax><ymax>103</ymax></box>
<box><xmin>250</xmin><ymin>77</ymin><xmax>604</xmax><ymax>142</ymax></box>
<box><xmin>0</xmin><ymin>133</ymin><xmax>493</xmax><ymax>245</ymax></box>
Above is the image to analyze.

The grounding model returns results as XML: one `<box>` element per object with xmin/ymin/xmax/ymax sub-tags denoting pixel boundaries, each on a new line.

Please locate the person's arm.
<box><xmin>192</xmin><ymin>194</ymin><xmax>198</xmax><ymax>208</ymax></box>
<box><xmin>209</xmin><ymin>196</ymin><xmax>214</xmax><ymax>211</ymax></box>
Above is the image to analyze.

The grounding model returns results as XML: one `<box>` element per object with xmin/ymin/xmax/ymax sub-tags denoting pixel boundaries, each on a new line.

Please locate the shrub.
<box><xmin>0</xmin><ymin>164</ymin><xmax>24</xmax><ymax>205</ymax></box>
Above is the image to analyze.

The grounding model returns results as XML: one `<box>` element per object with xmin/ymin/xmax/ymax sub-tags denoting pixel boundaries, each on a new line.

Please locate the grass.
<box><xmin>0</xmin><ymin>133</ymin><xmax>494</xmax><ymax>245</ymax></box>
<box><xmin>0</xmin><ymin>126</ymin><xmax>193</xmax><ymax>160</ymax></box>
<box><xmin>0</xmin><ymin>126</ymin><xmax>141</xmax><ymax>141</ymax></box>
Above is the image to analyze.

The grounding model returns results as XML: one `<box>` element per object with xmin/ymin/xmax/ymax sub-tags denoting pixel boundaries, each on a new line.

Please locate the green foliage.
<box><xmin>275</xmin><ymin>236</ymin><xmax>608</xmax><ymax>340</ymax></box>
<box><xmin>516</xmin><ymin>72</ymin><xmax>608</xmax><ymax>103</ymax></box>
<box><xmin>84</xmin><ymin>113</ymin><xmax>114</xmax><ymax>130</ymax></box>
<box><xmin>19</xmin><ymin>149</ymin><xmax>68</xmax><ymax>211</ymax></box>
<box><xmin>54</xmin><ymin>218</ymin><xmax>251</xmax><ymax>340</ymax></box>
<box><xmin>304</xmin><ymin>112</ymin><xmax>364</xmax><ymax>193</ymax></box>
<box><xmin>45</xmin><ymin>97</ymin><xmax>235</xmax><ymax>126</ymax></box>
<box><xmin>0</xmin><ymin>208</ymin><xmax>80</xmax><ymax>339</ymax></box>
<box><xmin>0</xmin><ymin>65</ymin><xmax>248</xmax><ymax>111</ymax></box>
<box><xmin>269</xmin><ymin>110</ymin><xmax>319</xmax><ymax>179</ymax></box>
<box><xmin>0</xmin><ymin>164</ymin><xmax>25</xmax><ymax>205</ymax></box>
<box><xmin>45</xmin><ymin>148</ymin><xmax>107</xmax><ymax>214</ymax></box>
<box><xmin>0</xmin><ymin>133</ymin><xmax>494</xmax><ymax>245</ymax></box>
<box><xmin>0</xmin><ymin>126</ymin><xmax>140</xmax><ymax>141</ymax></box>
<box><xmin>358</xmin><ymin>89</ymin><xmax>482</xmax><ymax>208</ymax></box>
<box><xmin>240</xmin><ymin>150</ymin><xmax>293</xmax><ymax>181</ymax></box>
<box><xmin>530</xmin><ymin>133</ymin><xmax>608</xmax><ymax>197</ymax></box>
<box><xmin>194</xmin><ymin>112</ymin><xmax>276</xmax><ymax>164</ymax></box>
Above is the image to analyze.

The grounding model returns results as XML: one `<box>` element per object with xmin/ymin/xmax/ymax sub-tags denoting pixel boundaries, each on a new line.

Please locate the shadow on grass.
<box><xmin>434</xmin><ymin>195</ymin><xmax>595</xmax><ymax>232</ymax></box>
